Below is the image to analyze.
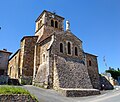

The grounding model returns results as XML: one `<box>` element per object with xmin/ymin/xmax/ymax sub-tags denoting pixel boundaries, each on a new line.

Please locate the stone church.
<box><xmin>8</xmin><ymin>10</ymin><xmax>100</xmax><ymax>96</ymax></box>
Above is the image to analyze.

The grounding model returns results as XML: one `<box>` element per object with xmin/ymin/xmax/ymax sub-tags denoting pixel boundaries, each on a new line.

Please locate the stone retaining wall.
<box><xmin>58</xmin><ymin>88</ymin><xmax>100</xmax><ymax>97</ymax></box>
<box><xmin>100</xmin><ymin>75</ymin><xmax>114</xmax><ymax>90</ymax></box>
<box><xmin>0</xmin><ymin>94</ymin><xmax>37</xmax><ymax>102</ymax></box>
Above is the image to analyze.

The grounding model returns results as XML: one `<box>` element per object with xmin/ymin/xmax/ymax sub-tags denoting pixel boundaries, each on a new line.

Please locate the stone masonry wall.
<box><xmin>8</xmin><ymin>36</ymin><xmax>37</xmax><ymax>84</ymax></box>
<box><xmin>99</xmin><ymin>75</ymin><xmax>114</xmax><ymax>90</ymax></box>
<box><xmin>58</xmin><ymin>88</ymin><xmax>100</xmax><ymax>97</ymax></box>
<box><xmin>35</xmin><ymin>10</ymin><xmax>64</xmax><ymax>37</ymax></box>
<box><xmin>8</xmin><ymin>50</ymin><xmax>20</xmax><ymax>79</ymax></box>
<box><xmin>86</xmin><ymin>53</ymin><xmax>100</xmax><ymax>89</ymax></box>
<box><xmin>51</xmin><ymin>32</ymin><xmax>84</xmax><ymax>61</ymax></box>
<box><xmin>0</xmin><ymin>95</ymin><xmax>37</xmax><ymax>102</ymax></box>
<box><xmin>21</xmin><ymin>36</ymin><xmax>38</xmax><ymax>77</ymax></box>
<box><xmin>49</xmin><ymin>32</ymin><xmax>94</xmax><ymax>90</ymax></box>
<box><xmin>34</xmin><ymin>37</ymin><xmax>51</xmax><ymax>87</ymax></box>
<box><xmin>19</xmin><ymin>38</ymin><xmax>25</xmax><ymax>76</ymax></box>
<box><xmin>53</xmin><ymin>55</ymin><xmax>93</xmax><ymax>90</ymax></box>
<box><xmin>0</xmin><ymin>51</ymin><xmax>11</xmax><ymax>75</ymax></box>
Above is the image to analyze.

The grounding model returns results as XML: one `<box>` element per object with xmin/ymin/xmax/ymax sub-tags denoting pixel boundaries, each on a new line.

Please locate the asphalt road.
<box><xmin>22</xmin><ymin>85</ymin><xmax>120</xmax><ymax>102</ymax></box>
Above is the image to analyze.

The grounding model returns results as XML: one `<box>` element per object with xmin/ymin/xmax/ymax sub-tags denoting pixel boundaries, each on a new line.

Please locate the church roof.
<box><xmin>68</xmin><ymin>32</ymin><xmax>82</xmax><ymax>43</ymax></box>
<box><xmin>85</xmin><ymin>52</ymin><xmax>98</xmax><ymax>57</ymax></box>
<box><xmin>21</xmin><ymin>36</ymin><xmax>38</xmax><ymax>42</ymax></box>
<box><xmin>35</xmin><ymin>10</ymin><xmax>65</xmax><ymax>22</ymax></box>
<box><xmin>37</xmin><ymin>31</ymin><xmax>83</xmax><ymax>44</ymax></box>
<box><xmin>37</xmin><ymin>32</ymin><xmax>54</xmax><ymax>43</ymax></box>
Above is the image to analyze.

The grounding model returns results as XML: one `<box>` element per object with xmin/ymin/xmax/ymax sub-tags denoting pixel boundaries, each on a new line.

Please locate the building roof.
<box><xmin>0</xmin><ymin>49</ymin><xmax>12</xmax><ymax>55</ymax></box>
<box><xmin>85</xmin><ymin>52</ymin><xmax>98</xmax><ymax>57</ymax></box>
<box><xmin>37</xmin><ymin>32</ymin><xmax>54</xmax><ymax>43</ymax></box>
<box><xmin>9</xmin><ymin>49</ymin><xmax>20</xmax><ymax>61</ymax></box>
<box><xmin>65</xmin><ymin>31</ymin><xmax>83</xmax><ymax>43</ymax></box>
<box><xmin>21</xmin><ymin>36</ymin><xmax>38</xmax><ymax>42</ymax></box>
<box><xmin>35</xmin><ymin>10</ymin><xmax>65</xmax><ymax>22</ymax></box>
<box><xmin>37</xmin><ymin>30</ymin><xmax>83</xmax><ymax>44</ymax></box>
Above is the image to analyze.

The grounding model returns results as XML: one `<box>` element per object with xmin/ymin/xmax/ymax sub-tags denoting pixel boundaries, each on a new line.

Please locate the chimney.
<box><xmin>3</xmin><ymin>49</ymin><xmax>7</xmax><ymax>51</ymax></box>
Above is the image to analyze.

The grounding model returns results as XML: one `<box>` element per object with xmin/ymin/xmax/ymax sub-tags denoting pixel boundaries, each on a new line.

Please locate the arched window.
<box><xmin>67</xmin><ymin>42</ymin><xmax>71</xmax><ymax>54</ymax></box>
<box><xmin>89</xmin><ymin>60</ymin><xmax>92</xmax><ymax>66</ymax></box>
<box><xmin>55</xmin><ymin>21</ymin><xmax>58</xmax><ymax>28</ymax></box>
<box><xmin>51</xmin><ymin>20</ymin><xmax>54</xmax><ymax>27</ymax></box>
<box><xmin>60</xmin><ymin>43</ymin><xmax>63</xmax><ymax>53</ymax></box>
<box><xmin>43</xmin><ymin>54</ymin><xmax>45</xmax><ymax>63</ymax></box>
<box><xmin>75</xmin><ymin>47</ymin><xmax>78</xmax><ymax>56</ymax></box>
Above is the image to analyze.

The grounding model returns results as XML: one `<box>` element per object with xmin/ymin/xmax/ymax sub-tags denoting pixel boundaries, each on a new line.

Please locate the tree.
<box><xmin>118</xmin><ymin>68</ymin><xmax>120</xmax><ymax>71</ymax></box>
<box><xmin>106</xmin><ymin>68</ymin><xmax>120</xmax><ymax>80</ymax></box>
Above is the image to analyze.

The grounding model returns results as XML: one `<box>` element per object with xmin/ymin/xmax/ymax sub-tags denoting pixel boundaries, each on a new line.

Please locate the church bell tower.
<box><xmin>35</xmin><ymin>10</ymin><xmax>65</xmax><ymax>38</ymax></box>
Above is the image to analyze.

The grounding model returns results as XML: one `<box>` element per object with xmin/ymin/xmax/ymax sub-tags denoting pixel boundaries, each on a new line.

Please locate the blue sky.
<box><xmin>0</xmin><ymin>0</ymin><xmax>119</xmax><ymax>73</ymax></box>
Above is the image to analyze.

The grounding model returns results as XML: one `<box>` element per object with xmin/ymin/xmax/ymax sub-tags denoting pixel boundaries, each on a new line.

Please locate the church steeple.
<box><xmin>35</xmin><ymin>10</ymin><xmax>64</xmax><ymax>37</ymax></box>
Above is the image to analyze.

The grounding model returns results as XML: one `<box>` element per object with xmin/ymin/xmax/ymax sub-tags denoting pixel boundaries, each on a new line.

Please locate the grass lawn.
<box><xmin>0</xmin><ymin>85</ymin><xmax>30</xmax><ymax>95</ymax></box>
<box><xmin>0</xmin><ymin>85</ymin><xmax>38</xmax><ymax>101</ymax></box>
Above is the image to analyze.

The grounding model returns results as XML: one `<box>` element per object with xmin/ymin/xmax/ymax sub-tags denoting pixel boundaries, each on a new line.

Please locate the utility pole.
<box><xmin>103</xmin><ymin>56</ymin><xmax>108</xmax><ymax>70</ymax></box>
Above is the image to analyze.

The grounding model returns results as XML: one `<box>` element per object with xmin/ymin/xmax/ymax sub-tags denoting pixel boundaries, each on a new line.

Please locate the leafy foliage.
<box><xmin>106</xmin><ymin>68</ymin><xmax>120</xmax><ymax>80</ymax></box>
